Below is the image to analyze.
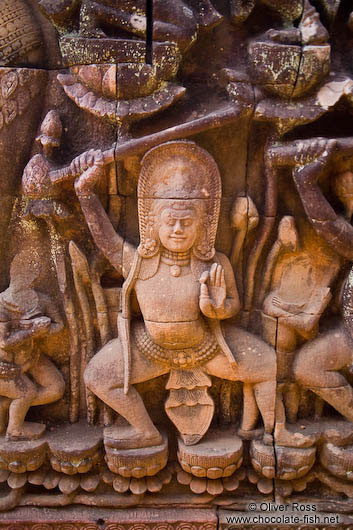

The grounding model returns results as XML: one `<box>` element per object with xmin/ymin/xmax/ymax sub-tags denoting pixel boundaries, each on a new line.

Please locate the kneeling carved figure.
<box><xmin>0</xmin><ymin>252</ymin><xmax>65</xmax><ymax>440</ymax></box>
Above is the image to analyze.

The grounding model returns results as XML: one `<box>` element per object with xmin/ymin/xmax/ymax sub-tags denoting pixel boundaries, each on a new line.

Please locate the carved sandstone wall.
<box><xmin>2</xmin><ymin>1</ymin><xmax>353</xmax><ymax>528</ymax></box>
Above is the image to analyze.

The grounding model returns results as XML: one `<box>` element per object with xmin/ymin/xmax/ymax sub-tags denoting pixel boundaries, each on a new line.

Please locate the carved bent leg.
<box><xmin>0</xmin><ymin>374</ymin><xmax>39</xmax><ymax>440</ymax></box>
<box><xmin>275</xmin><ymin>348</ymin><xmax>316</xmax><ymax>448</ymax></box>
<box><xmin>84</xmin><ymin>337</ymin><xmax>169</xmax><ymax>449</ymax></box>
<box><xmin>238</xmin><ymin>382</ymin><xmax>259</xmax><ymax>435</ymax></box>
<box><xmin>284</xmin><ymin>383</ymin><xmax>300</xmax><ymax>423</ymax></box>
<box><xmin>29</xmin><ymin>354</ymin><xmax>65</xmax><ymax>406</ymax></box>
<box><xmin>293</xmin><ymin>325</ymin><xmax>353</xmax><ymax>423</ymax></box>
<box><xmin>204</xmin><ymin>323</ymin><xmax>276</xmax><ymax>445</ymax></box>
<box><xmin>263</xmin><ymin>317</ymin><xmax>315</xmax><ymax>448</ymax></box>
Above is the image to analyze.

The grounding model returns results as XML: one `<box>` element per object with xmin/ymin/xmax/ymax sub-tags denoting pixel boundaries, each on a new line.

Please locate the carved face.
<box><xmin>42</xmin><ymin>142</ymin><xmax>54</xmax><ymax>159</ymax></box>
<box><xmin>157</xmin><ymin>204</ymin><xmax>200</xmax><ymax>252</ymax></box>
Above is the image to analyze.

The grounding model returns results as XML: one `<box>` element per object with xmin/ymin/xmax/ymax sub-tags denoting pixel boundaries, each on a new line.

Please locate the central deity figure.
<box><xmin>74</xmin><ymin>141</ymin><xmax>276</xmax><ymax>449</ymax></box>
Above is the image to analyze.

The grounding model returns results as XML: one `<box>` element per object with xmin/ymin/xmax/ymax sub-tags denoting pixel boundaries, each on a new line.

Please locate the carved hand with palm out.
<box><xmin>199</xmin><ymin>263</ymin><xmax>228</xmax><ymax>319</ymax></box>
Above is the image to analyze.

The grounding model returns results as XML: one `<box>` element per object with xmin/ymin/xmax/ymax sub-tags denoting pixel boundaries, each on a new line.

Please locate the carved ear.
<box><xmin>193</xmin><ymin>212</ymin><xmax>216</xmax><ymax>261</ymax></box>
<box><xmin>138</xmin><ymin>211</ymin><xmax>160</xmax><ymax>258</ymax></box>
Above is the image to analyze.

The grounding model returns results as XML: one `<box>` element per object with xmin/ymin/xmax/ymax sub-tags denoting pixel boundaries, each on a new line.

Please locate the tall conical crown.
<box><xmin>137</xmin><ymin>140</ymin><xmax>221</xmax><ymax>260</ymax></box>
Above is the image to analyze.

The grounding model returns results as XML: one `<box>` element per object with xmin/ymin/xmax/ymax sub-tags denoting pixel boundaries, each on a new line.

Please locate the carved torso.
<box><xmin>134</xmin><ymin>261</ymin><xmax>206</xmax><ymax>349</ymax></box>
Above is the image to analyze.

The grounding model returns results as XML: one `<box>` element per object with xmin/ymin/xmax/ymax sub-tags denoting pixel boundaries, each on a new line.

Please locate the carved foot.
<box><xmin>275</xmin><ymin>424</ymin><xmax>318</xmax><ymax>448</ymax></box>
<box><xmin>237</xmin><ymin>427</ymin><xmax>263</xmax><ymax>440</ymax></box>
<box><xmin>104</xmin><ymin>425</ymin><xmax>163</xmax><ymax>450</ymax></box>
<box><xmin>251</xmin><ymin>440</ymin><xmax>316</xmax><ymax>481</ymax></box>
<box><xmin>237</xmin><ymin>428</ymin><xmax>273</xmax><ymax>446</ymax></box>
<box><xmin>263</xmin><ymin>432</ymin><xmax>274</xmax><ymax>446</ymax></box>
<box><xmin>104</xmin><ymin>430</ymin><xmax>168</xmax><ymax>477</ymax></box>
<box><xmin>6</xmin><ymin>422</ymin><xmax>46</xmax><ymax>441</ymax></box>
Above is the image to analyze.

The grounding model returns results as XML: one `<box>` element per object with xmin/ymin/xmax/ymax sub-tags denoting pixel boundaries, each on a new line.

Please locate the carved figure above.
<box><xmin>38</xmin><ymin>0</ymin><xmax>222</xmax><ymax>50</ymax></box>
<box><xmin>232</xmin><ymin>0</ymin><xmax>328</xmax><ymax>45</ymax></box>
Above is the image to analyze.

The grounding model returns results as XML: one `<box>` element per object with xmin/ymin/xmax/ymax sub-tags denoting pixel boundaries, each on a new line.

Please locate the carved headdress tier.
<box><xmin>137</xmin><ymin>140</ymin><xmax>222</xmax><ymax>260</ymax></box>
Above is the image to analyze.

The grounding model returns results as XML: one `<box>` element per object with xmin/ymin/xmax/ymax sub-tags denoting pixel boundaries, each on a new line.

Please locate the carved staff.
<box><xmin>69</xmin><ymin>241</ymin><xmax>97</xmax><ymax>424</ymax></box>
<box><xmin>229</xmin><ymin>195</ymin><xmax>259</xmax><ymax>302</ymax></box>
<box><xmin>244</xmin><ymin>138</ymin><xmax>277</xmax><ymax>316</ymax></box>
<box><xmin>46</xmin><ymin>221</ymin><xmax>80</xmax><ymax>423</ymax></box>
<box><xmin>90</xmin><ymin>253</ymin><xmax>112</xmax><ymax>347</ymax></box>
<box><xmin>44</xmin><ymin>105</ymin><xmax>242</xmax><ymax>186</ymax></box>
<box><xmin>87</xmin><ymin>252</ymin><xmax>114</xmax><ymax>426</ymax></box>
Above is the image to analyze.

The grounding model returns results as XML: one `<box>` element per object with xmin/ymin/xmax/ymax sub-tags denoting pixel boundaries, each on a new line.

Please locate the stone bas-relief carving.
<box><xmin>78</xmin><ymin>140</ymin><xmax>276</xmax><ymax>455</ymax></box>
<box><xmin>4</xmin><ymin>0</ymin><xmax>353</xmax><ymax>526</ymax></box>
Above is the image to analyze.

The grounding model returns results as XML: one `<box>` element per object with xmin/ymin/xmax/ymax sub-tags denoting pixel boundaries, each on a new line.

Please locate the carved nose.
<box><xmin>173</xmin><ymin>220</ymin><xmax>183</xmax><ymax>234</ymax></box>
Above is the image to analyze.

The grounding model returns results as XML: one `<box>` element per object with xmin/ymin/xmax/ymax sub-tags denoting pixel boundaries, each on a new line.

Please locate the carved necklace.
<box><xmin>160</xmin><ymin>249</ymin><xmax>190</xmax><ymax>277</ymax></box>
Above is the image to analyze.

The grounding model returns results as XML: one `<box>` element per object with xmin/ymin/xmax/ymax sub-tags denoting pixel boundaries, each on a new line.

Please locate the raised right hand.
<box><xmin>73</xmin><ymin>149</ymin><xmax>105</xmax><ymax>194</ymax></box>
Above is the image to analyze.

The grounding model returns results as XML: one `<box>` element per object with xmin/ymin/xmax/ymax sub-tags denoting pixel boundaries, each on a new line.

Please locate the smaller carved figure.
<box><xmin>0</xmin><ymin>251</ymin><xmax>65</xmax><ymax>440</ymax></box>
<box><xmin>22</xmin><ymin>110</ymin><xmax>63</xmax><ymax>199</ymax></box>
<box><xmin>262</xmin><ymin>218</ymin><xmax>333</xmax><ymax>447</ymax></box>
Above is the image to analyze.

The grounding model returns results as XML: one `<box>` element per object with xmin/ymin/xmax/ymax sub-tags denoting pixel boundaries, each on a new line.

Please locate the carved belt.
<box><xmin>133</xmin><ymin>322</ymin><xmax>220</xmax><ymax>369</ymax></box>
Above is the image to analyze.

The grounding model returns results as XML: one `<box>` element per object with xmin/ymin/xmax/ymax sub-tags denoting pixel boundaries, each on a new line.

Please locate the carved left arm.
<box><xmin>294</xmin><ymin>153</ymin><xmax>353</xmax><ymax>261</ymax></box>
<box><xmin>219</xmin><ymin>252</ymin><xmax>241</xmax><ymax>318</ymax></box>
